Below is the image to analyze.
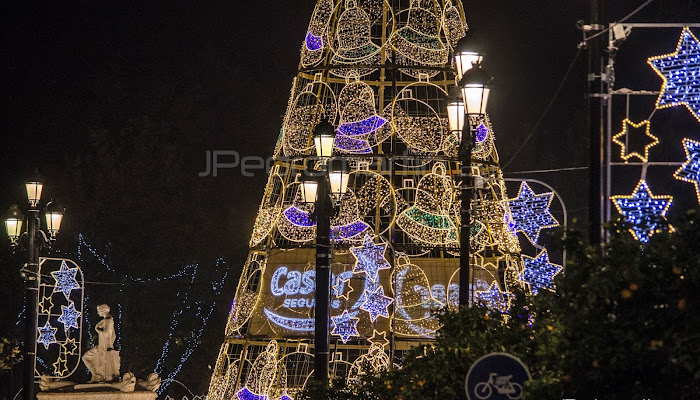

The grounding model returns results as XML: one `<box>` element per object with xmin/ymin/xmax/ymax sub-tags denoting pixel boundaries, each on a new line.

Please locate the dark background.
<box><xmin>1</xmin><ymin>0</ymin><xmax>699</xmax><ymax>397</ymax></box>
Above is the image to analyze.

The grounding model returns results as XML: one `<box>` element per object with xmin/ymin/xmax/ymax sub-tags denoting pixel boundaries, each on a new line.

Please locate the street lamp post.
<box><xmin>300</xmin><ymin>119</ymin><xmax>349</xmax><ymax>387</ymax></box>
<box><xmin>5</xmin><ymin>179</ymin><xmax>63</xmax><ymax>400</ymax></box>
<box><xmin>450</xmin><ymin>39</ymin><xmax>492</xmax><ymax>308</ymax></box>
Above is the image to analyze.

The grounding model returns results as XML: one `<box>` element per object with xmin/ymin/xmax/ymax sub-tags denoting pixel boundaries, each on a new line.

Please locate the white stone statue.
<box><xmin>82</xmin><ymin>304</ymin><xmax>121</xmax><ymax>382</ymax></box>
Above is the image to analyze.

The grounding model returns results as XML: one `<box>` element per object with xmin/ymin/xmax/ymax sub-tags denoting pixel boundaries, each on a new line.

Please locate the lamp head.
<box><xmin>313</xmin><ymin>118</ymin><xmax>336</xmax><ymax>158</ymax></box>
<box><xmin>459</xmin><ymin>64</ymin><xmax>493</xmax><ymax>116</ymax></box>
<box><xmin>5</xmin><ymin>205</ymin><xmax>24</xmax><ymax>244</ymax></box>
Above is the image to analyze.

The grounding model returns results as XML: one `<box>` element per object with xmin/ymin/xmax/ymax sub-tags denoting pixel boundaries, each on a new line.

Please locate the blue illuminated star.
<box><xmin>508</xmin><ymin>182</ymin><xmax>559</xmax><ymax>244</ymax></box>
<box><xmin>475</xmin><ymin>282</ymin><xmax>512</xmax><ymax>313</ymax></box>
<box><xmin>350</xmin><ymin>235</ymin><xmax>391</xmax><ymax>283</ymax></box>
<box><xmin>519</xmin><ymin>250</ymin><xmax>563</xmax><ymax>295</ymax></box>
<box><xmin>37</xmin><ymin>320</ymin><xmax>58</xmax><ymax>350</ymax></box>
<box><xmin>58</xmin><ymin>301</ymin><xmax>81</xmax><ymax>331</ymax></box>
<box><xmin>360</xmin><ymin>286</ymin><xmax>393</xmax><ymax>322</ymax></box>
<box><xmin>674</xmin><ymin>138</ymin><xmax>700</xmax><ymax>203</ymax></box>
<box><xmin>648</xmin><ymin>28</ymin><xmax>700</xmax><ymax>122</ymax></box>
<box><xmin>51</xmin><ymin>261</ymin><xmax>80</xmax><ymax>300</ymax></box>
<box><xmin>611</xmin><ymin>180</ymin><xmax>673</xmax><ymax>243</ymax></box>
<box><xmin>331</xmin><ymin>310</ymin><xmax>360</xmax><ymax>343</ymax></box>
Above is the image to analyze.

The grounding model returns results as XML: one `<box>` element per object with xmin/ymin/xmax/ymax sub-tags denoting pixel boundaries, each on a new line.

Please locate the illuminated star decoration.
<box><xmin>508</xmin><ymin>182</ymin><xmax>559</xmax><ymax>244</ymax></box>
<box><xmin>333</xmin><ymin>277</ymin><xmax>354</xmax><ymax>301</ymax></box>
<box><xmin>674</xmin><ymin>138</ymin><xmax>700</xmax><ymax>203</ymax></box>
<box><xmin>612</xmin><ymin>119</ymin><xmax>659</xmax><ymax>162</ymax></box>
<box><xmin>58</xmin><ymin>301</ymin><xmax>81</xmax><ymax>331</ymax></box>
<box><xmin>350</xmin><ymin>235</ymin><xmax>391</xmax><ymax>283</ymax></box>
<box><xmin>51</xmin><ymin>261</ymin><xmax>80</xmax><ymax>300</ymax></box>
<box><xmin>360</xmin><ymin>286</ymin><xmax>393</xmax><ymax>322</ymax></box>
<box><xmin>52</xmin><ymin>356</ymin><xmax>69</xmax><ymax>376</ymax></box>
<box><xmin>37</xmin><ymin>321</ymin><xmax>58</xmax><ymax>350</ymax></box>
<box><xmin>519</xmin><ymin>250</ymin><xmax>563</xmax><ymax>295</ymax></box>
<box><xmin>331</xmin><ymin>310</ymin><xmax>360</xmax><ymax>343</ymax></box>
<box><xmin>39</xmin><ymin>296</ymin><xmax>54</xmax><ymax>314</ymax></box>
<box><xmin>648</xmin><ymin>28</ymin><xmax>700</xmax><ymax>122</ymax></box>
<box><xmin>62</xmin><ymin>337</ymin><xmax>78</xmax><ymax>355</ymax></box>
<box><xmin>611</xmin><ymin>180</ymin><xmax>673</xmax><ymax>243</ymax></box>
<box><xmin>475</xmin><ymin>282</ymin><xmax>513</xmax><ymax>313</ymax></box>
<box><xmin>368</xmin><ymin>329</ymin><xmax>390</xmax><ymax>348</ymax></box>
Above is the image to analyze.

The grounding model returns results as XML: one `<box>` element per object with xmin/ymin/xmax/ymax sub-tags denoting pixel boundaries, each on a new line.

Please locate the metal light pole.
<box><xmin>300</xmin><ymin>119</ymin><xmax>348</xmax><ymax>387</ymax></box>
<box><xmin>451</xmin><ymin>39</ymin><xmax>492</xmax><ymax>308</ymax></box>
<box><xmin>5</xmin><ymin>179</ymin><xmax>64</xmax><ymax>400</ymax></box>
<box><xmin>587</xmin><ymin>0</ymin><xmax>606</xmax><ymax>245</ymax></box>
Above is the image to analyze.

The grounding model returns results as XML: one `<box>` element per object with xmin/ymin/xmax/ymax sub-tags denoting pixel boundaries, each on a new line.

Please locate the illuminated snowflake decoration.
<box><xmin>51</xmin><ymin>261</ymin><xmax>80</xmax><ymax>300</ymax></box>
<box><xmin>612</xmin><ymin>119</ymin><xmax>659</xmax><ymax>162</ymax></box>
<box><xmin>648</xmin><ymin>28</ymin><xmax>700</xmax><ymax>122</ymax></box>
<box><xmin>37</xmin><ymin>321</ymin><xmax>58</xmax><ymax>350</ymax></box>
<box><xmin>58</xmin><ymin>301</ymin><xmax>81</xmax><ymax>331</ymax></box>
<box><xmin>350</xmin><ymin>235</ymin><xmax>391</xmax><ymax>282</ymax></box>
<box><xmin>519</xmin><ymin>250</ymin><xmax>563</xmax><ymax>295</ymax></box>
<box><xmin>360</xmin><ymin>286</ymin><xmax>393</xmax><ymax>322</ymax></box>
<box><xmin>611</xmin><ymin>180</ymin><xmax>673</xmax><ymax>243</ymax></box>
<box><xmin>674</xmin><ymin>138</ymin><xmax>700</xmax><ymax>203</ymax></box>
<box><xmin>508</xmin><ymin>182</ymin><xmax>559</xmax><ymax>244</ymax></box>
<box><xmin>331</xmin><ymin>310</ymin><xmax>360</xmax><ymax>343</ymax></box>
<box><xmin>475</xmin><ymin>282</ymin><xmax>513</xmax><ymax>313</ymax></box>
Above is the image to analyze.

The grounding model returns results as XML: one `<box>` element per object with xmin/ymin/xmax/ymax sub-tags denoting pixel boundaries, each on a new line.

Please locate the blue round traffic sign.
<box><xmin>465</xmin><ymin>353</ymin><xmax>531</xmax><ymax>400</ymax></box>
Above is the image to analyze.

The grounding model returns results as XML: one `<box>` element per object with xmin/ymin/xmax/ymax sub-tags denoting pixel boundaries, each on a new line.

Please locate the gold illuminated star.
<box><xmin>62</xmin><ymin>337</ymin><xmax>78</xmax><ymax>355</ymax></box>
<box><xmin>612</xmin><ymin>119</ymin><xmax>659</xmax><ymax>162</ymax></box>
<box><xmin>333</xmin><ymin>277</ymin><xmax>354</xmax><ymax>301</ymax></box>
<box><xmin>52</xmin><ymin>356</ymin><xmax>69</xmax><ymax>376</ymax></box>
<box><xmin>367</xmin><ymin>329</ymin><xmax>389</xmax><ymax>348</ymax></box>
<box><xmin>39</xmin><ymin>296</ymin><xmax>54</xmax><ymax>314</ymax></box>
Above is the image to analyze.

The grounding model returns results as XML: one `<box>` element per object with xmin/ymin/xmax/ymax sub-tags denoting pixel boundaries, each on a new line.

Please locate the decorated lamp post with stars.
<box><xmin>5</xmin><ymin>177</ymin><xmax>66</xmax><ymax>400</ymax></box>
<box><xmin>299</xmin><ymin>118</ymin><xmax>350</xmax><ymax>386</ymax></box>
<box><xmin>449</xmin><ymin>36</ymin><xmax>493</xmax><ymax>308</ymax></box>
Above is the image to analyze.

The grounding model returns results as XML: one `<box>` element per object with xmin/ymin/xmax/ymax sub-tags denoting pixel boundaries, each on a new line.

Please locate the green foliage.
<box><xmin>0</xmin><ymin>338</ymin><xmax>20</xmax><ymax>370</ymax></box>
<box><xmin>299</xmin><ymin>210</ymin><xmax>700</xmax><ymax>400</ymax></box>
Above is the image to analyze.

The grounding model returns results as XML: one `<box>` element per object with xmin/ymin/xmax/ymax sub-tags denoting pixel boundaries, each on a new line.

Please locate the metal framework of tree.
<box><xmin>207</xmin><ymin>1</ymin><xmax>531</xmax><ymax>399</ymax></box>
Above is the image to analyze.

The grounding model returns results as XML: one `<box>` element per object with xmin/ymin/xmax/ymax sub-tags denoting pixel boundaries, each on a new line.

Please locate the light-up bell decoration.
<box><xmin>335</xmin><ymin>80</ymin><xmax>387</xmax><ymax>154</ymax></box>
<box><xmin>330</xmin><ymin>0</ymin><xmax>381</xmax><ymax>77</ymax></box>
<box><xmin>392</xmin><ymin>255</ymin><xmax>444</xmax><ymax>337</ymax></box>
<box><xmin>301</xmin><ymin>0</ymin><xmax>334</xmax><ymax>67</ymax></box>
<box><xmin>391</xmin><ymin>0</ymin><xmax>448</xmax><ymax>77</ymax></box>
<box><xmin>396</xmin><ymin>163</ymin><xmax>458</xmax><ymax>246</ymax></box>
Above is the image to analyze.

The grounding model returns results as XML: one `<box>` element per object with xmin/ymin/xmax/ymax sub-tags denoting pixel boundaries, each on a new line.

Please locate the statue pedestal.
<box><xmin>38</xmin><ymin>391</ymin><xmax>156</xmax><ymax>400</ymax></box>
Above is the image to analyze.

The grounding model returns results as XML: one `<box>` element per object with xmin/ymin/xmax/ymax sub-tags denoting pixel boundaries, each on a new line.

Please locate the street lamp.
<box><xmin>301</xmin><ymin>118</ymin><xmax>349</xmax><ymax>387</ymax></box>
<box><xmin>452</xmin><ymin>43</ymin><xmax>492</xmax><ymax>309</ymax></box>
<box><xmin>4</xmin><ymin>178</ymin><xmax>63</xmax><ymax>400</ymax></box>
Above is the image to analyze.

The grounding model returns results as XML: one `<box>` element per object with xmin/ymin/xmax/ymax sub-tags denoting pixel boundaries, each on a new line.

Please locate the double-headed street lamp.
<box><xmin>299</xmin><ymin>118</ymin><xmax>349</xmax><ymax>386</ymax></box>
<box><xmin>448</xmin><ymin>37</ymin><xmax>493</xmax><ymax>308</ymax></box>
<box><xmin>5</xmin><ymin>179</ymin><xmax>64</xmax><ymax>400</ymax></box>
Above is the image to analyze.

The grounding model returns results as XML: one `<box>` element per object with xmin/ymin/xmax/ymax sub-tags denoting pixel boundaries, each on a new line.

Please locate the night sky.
<box><xmin>1</xmin><ymin>0</ymin><xmax>699</xmax><ymax>393</ymax></box>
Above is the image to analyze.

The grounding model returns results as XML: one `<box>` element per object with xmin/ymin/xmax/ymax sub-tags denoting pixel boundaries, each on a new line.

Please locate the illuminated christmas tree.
<box><xmin>207</xmin><ymin>1</ymin><xmax>532</xmax><ymax>398</ymax></box>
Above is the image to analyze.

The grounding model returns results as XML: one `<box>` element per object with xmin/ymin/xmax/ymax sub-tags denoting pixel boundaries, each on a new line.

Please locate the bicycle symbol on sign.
<box><xmin>474</xmin><ymin>373</ymin><xmax>523</xmax><ymax>399</ymax></box>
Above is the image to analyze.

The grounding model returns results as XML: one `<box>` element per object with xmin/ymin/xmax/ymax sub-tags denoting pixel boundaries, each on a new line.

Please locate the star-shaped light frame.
<box><xmin>519</xmin><ymin>250</ymin><xmax>563</xmax><ymax>295</ymax></box>
<box><xmin>37</xmin><ymin>321</ymin><xmax>58</xmax><ymax>350</ymax></box>
<box><xmin>475</xmin><ymin>282</ymin><xmax>513</xmax><ymax>313</ymax></box>
<box><xmin>367</xmin><ymin>329</ymin><xmax>390</xmax><ymax>348</ymax></box>
<box><xmin>674</xmin><ymin>138</ymin><xmax>700</xmax><ymax>203</ymax></box>
<box><xmin>51</xmin><ymin>261</ymin><xmax>80</xmax><ymax>300</ymax></box>
<box><xmin>360</xmin><ymin>286</ymin><xmax>393</xmax><ymax>322</ymax></box>
<box><xmin>333</xmin><ymin>277</ymin><xmax>354</xmax><ymax>301</ymax></box>
<box><xmin>62</xmin><ymin>337</ymin><xmax>78</xmax><ymax>355</ymax></box>
<box><xmin>648</xmin><ymin>27</ymin><xmax>700</xmax><ymax>122</ymax></box>
<box><xmin>350</xmin><ymin>235</ymin><xmax>391</xmax><ymax>283</ymax></box>
<box><xmin>508</xmin><ymin>182</ymin><xmax>559</xmax><ymax>244</ymax></box>
<box><xmin>612</xmin><ymin>119</ymin><xmax>659</xmax><ymax>162</ymax></box>
<box><xmin>52</xmin><ymin>355</ymin><xmax>69</xmax><ymax>376</ymax></box>
<box><xmin>331</xmin><ymin>310</ymin><xmax>360</xmax><ymax>343</ymax></box>
<box><xmin>39</xmin><ymin>296</ymin><xmax>54</xmax><ymax>314</ymax></box>
<box><xmin>58</xmin><ymin>301</ymin><xmax>81</xmax><ymax>331</ymax></box>
<box><xmin>611</xmin><ymin>180</ymin><xmax>673</xmax><ymax>243</ymax></box>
